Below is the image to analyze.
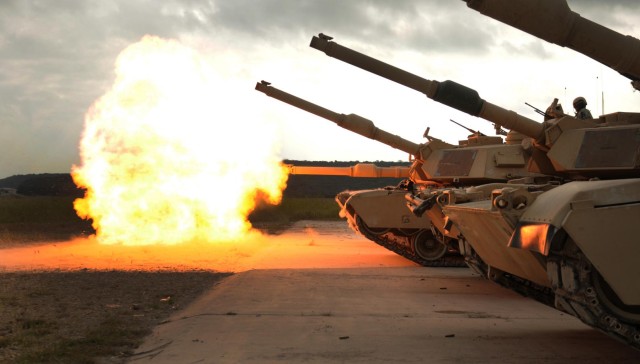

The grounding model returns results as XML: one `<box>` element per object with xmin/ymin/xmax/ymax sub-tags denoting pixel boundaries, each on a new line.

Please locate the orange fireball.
<box><xmin>72</xmin><ymin>36</ymin><xmax>288</xmax><ymax>245</ymax></box>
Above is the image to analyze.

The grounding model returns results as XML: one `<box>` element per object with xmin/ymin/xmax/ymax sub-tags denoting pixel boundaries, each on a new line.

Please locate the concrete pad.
<box><xmin>130</xmin><ymin>267</ymin><xmax>640</xmax><ymax>363</ymax></box>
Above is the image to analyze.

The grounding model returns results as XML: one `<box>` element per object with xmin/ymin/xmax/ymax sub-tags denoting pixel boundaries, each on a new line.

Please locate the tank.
<box><xmin>309</xmin><ymin>33</ymin><xmax>640</xmax><ymax>179</ymax></box>
<box><xmin>308</xmin><ymin>2</ymin><xmax>640</xmax><ymax>348</ymax></box>
<box><xmin>306</xmin><ymin>34</ymin><xmax>560</xmax><ymax>303</ymax></box>
<box><xmin>256</xmin><ymin>81</ymin><xmax>545</xmax><ymax>268</ymax></box>
<box><xmin>284</xmin><ymin>163</ymin><xmax>459</xmax><ymax>266</ymax></box>
<box><xmin>456</xmin><ymin>0</ymin><xmax>640</xmax><ymax>349</ymax></box>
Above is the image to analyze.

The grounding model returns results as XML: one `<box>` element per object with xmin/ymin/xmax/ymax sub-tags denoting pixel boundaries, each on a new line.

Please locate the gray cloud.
<box><xmin>204</xmin><ymin>0</ymin><xmax>488</xmax><ymax>54</ymax></box>
<box><xmin>0</xmin><ymin>0</ymin><xmax>637</xmax><ymax>177</ymax></box>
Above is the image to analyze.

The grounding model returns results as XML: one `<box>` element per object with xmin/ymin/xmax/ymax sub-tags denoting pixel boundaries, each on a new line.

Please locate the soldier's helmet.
<box><xmin>573</xmin><ymin>96</ymin><xmax>587</xmax><ymax>111</ymax></box>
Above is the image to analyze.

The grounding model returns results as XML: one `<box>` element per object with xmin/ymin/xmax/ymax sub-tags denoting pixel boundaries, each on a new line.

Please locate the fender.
<box><xmin>509</xmin><ymin>178</ymin><xmax>640</xmax><ymax>305</ymax></box>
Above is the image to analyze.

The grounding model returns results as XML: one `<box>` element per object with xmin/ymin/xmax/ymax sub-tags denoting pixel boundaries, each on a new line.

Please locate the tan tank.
<box><xmin>306</xmin><ymin>2</ymin><xmax>640</xmax><ymax>349</ymax></box>
<box><xmin>452</xmin><ymin>0</ymin><xmax>640</xmax><ymax>349</ymax></box>
<box><xmin>256</xmin><ymin>81</ymin><xmax>545</xmax><ymax>267</ymax></box>
<box><xmin>283</xmin><ymin>163</ymin><xmax>455</xmax><ymax>266</ymax></box>
<box><xmin>305</xmin><ymin>34</ymin><xmax>560</xmax><ymax>301</ymax></box>
<box><xmin>310</xmin><ymin>33</ymin><xmax>640</xmax><ymax>179</ymax></box>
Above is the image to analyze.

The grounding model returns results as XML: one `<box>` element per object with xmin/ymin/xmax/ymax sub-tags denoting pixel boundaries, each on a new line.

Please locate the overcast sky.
<box><xmin>2</xmin><ymin>0</ymin><xmax>640</xmax><ymax>178</ymax></box>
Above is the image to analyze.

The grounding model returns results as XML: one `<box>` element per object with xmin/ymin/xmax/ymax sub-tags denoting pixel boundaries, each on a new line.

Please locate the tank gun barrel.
<box><xmin>310</xmin><ymin>34</ymin><xmax>544</xmax><ymax>139</ymax></box>
<box><xmin>464</xmin><ymin>0</ymin><xmax>640</xmax><ymax>84</ymax></box>
<box><xmin>255</xmin><ymin>81</ymin><xmax>421</xmax><ymax>156</ymax></box>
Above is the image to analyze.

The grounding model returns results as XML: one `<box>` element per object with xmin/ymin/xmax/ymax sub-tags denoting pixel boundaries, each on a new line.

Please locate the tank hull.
<box><xmin>441</xmin><ymin>179</ymin><xmax>640</xmax><ymax>348</ymax></box>
<box><xmin>443</xmin><ymin>200</ymin><xmax>550</xmax><ymax>287</ymax></box>
<box><xmin>336</xmin><ymin>187</ymin><xmax>465</xmax><ymax>267</ymax></box>
<box><xmin>516</xmin><ymin>179</ymin><xmax>640</xmax><ymax>306</ymax></box>
<box><xmin>338</xmin><ymin>187</ymin><xmax>424</xmax><ymax>230</ymax></box>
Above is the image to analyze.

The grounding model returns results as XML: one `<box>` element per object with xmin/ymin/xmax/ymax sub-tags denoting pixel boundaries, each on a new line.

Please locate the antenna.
<box><xmin>596</xmin><ymin>75</ymin><xmax>600</xmax><ymax>115</ymax></box>
<box><xmin>601</xmin><ymin>67</ymin><xmax>605</xmax><ymax>114</ymax></box>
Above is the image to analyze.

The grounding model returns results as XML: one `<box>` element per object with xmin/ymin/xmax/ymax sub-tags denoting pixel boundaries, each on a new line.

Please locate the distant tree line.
<box><xmin>6</xmin><ymin>174</ymin><xmax>86</xmax><ymax>197</ymax></box>
<box><xmin>283</xmin><ymin>175</ymin><xmax>403</xmax><ymax>198</ymax></box>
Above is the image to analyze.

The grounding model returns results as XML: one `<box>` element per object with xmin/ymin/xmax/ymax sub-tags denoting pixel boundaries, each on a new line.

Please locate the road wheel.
<box><xmin>412</xmin><ymin>229</ymin><xmax>447</xmax><ymax>261</ymax></box>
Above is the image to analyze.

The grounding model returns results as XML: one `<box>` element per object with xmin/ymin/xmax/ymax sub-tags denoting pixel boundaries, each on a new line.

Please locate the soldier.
<box><xmin>573</xmin><ymin>96</ymin><xmax>593</xmax><ymax>119</ymax></box>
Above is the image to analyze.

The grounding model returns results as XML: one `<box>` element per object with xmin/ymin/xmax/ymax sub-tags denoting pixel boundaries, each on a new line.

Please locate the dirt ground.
<box><xmin>0</xmin><ymin>222</ymin><xmax>234</xmax><ymax>363</ymax></box>
<box><xmin>0</xmin><ymin>270</ymin><xmax>229</xmax><ymax>363</ymax></box>
<box><xmin>0</xmin><ymin>220</ymin><xmax>410</xmax><ymax>363</ymax></box>
<box><xmin>3</xmin><ymin>222</ymin><xmax>639</xmax><ymax>363</ymax></box>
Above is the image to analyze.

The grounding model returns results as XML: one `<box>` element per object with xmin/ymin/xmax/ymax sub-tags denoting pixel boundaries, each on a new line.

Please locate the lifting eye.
<box><xmin>494</xmin><ymin>196</ymin><xmax>509</xmax><ymax>209</ymax></box>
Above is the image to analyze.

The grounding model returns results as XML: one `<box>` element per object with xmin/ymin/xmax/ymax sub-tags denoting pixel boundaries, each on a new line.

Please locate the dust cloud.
<box><xmin>0</xmin><ymin>222</ymin><xmax>415</xmax><ymax>272</ymax></box>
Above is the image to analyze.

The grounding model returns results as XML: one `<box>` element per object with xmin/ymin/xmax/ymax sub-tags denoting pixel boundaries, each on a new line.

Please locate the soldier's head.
<box><xmin>573</xmin><ymin>96</ymin><xmax>587</xmax><ymax>111</ymax></box>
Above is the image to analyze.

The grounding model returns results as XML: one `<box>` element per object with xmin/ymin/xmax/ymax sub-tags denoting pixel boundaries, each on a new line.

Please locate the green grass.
<box><xmin>249</xmin><ymin>197</ymin><xmax>341</xmax><ymax>224</ymax></box>
<box><xmin>0</xmin><ymin>195</ymin><xmax>341</xmax><ymax>242</ymax></box>
<box><xmin>0</xmin><ymin>196</ymin><xmax>92</xmax><ymax>244</ymax></box>
<box><xmin>0</xmin><ymin>196</ymin><xmax>81</xmax><ymax>223</ymax></box>
<box><xmin>0</xmin><ymin>196</ymin><xmax>340</xmax><ymax>225</ymax></box>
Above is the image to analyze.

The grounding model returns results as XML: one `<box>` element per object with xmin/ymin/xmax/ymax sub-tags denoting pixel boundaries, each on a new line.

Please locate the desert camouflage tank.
<box><xmin>284</xmin><ymin>163</ymin><xmax>453</xmax><ymax>266</ymax></box>
<box><xmin>307</xmin><ymin>34</ymin><xmax>560</xmax><ymax>302</ymax></box>
<box><xmin>256</xmin><ymin>81</ymin><xmax>545</xmax><ymax>267</ymax></box>
<box><xmin>453</xmin><ymin>0</ymin><xmax>640</xmax><ymax>348</ymax></box>
<box><xmin>307</xmin><ymin>0</ymin><xmax>640</xmax><ymax>349</ymax></box>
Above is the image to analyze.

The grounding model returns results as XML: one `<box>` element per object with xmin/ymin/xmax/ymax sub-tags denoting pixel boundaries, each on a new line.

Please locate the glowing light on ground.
<box><xmin>72</xmin><ymin>36</ymin><xmax>288</xmax><ymax>245</ymax></box>
<box><xmin>0</xmin><ymin>222</ymin><xmax>415</xmax><ymax>272</ymax></box>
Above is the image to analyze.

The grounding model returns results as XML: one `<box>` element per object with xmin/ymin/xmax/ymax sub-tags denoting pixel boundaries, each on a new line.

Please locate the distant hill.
<box><xmin>0</xmin><ymin>160</ymin><xmax>411</xmax><ymax>198</ymax></box>
<box><xmin>0</xmin><ymin>173</ymin><xmax>86</xmax><ymax>197</ymax></box>
<box><xmin>0</xmin><ymin>174</ymin><xmax>40</xmax><ymax>189</ymax></box>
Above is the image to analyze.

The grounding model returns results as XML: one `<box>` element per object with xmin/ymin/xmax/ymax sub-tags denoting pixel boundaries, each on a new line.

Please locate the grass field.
<box><xmin>0</xmin><ymin>196</ymin><xmax>82</xmax><ymax>224</ymax></box>
<box><xmin>250</xmin><ymin>197</ymin><xmax>341</xmax><ymax>225</ymax></box>
<box><xmin>0</xmin><ymin>196</ymin><xmax>93</xmax><ymax>246</ymax></box>
<box><xmin>0</xmin><ymin>195</ymin><xmax>340</xmax><ymax>232</ymax></box>
<box><xmin>0</xmin><ymin>195</ymin><xmax>342</xmax><ymax>363</ymax></box>
<box><xmin>0</xmin><ymin>196</ymin><xmax>340</xmax><ymax>245</ymax></box>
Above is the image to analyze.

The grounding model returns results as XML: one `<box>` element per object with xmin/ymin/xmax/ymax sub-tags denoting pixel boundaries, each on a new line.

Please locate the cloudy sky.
<box><xmin>2</xmin><ymin>0</ymin><xmax>640</xmax><ymax>178</ymax></box>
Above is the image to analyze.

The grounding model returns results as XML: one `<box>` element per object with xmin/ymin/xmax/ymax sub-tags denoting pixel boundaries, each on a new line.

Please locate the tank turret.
<box><xmin>310</xmin><ymin>34</ymin><xmax>640</xmax><ymax>179</ymax></box>
<box><xmin>463</xmin><ymin>0</ymin><xmax>640</xmax><ymax>89</ymax></box>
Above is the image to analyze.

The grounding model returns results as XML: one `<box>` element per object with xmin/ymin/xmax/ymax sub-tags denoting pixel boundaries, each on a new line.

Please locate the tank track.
<box><xmin>459</xmin><ymin>240</ymin><xmax>555</xmax><ymax>308</ymax></box>
<box><xmin>355</xmin><ymin>218</ymin><xmax>466</xmax><ymax>268</ymax></box>
<box><xmin>547</xmin><ymin>238</ymin><xmax>640</xmax><ymax>349</ymax></box>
